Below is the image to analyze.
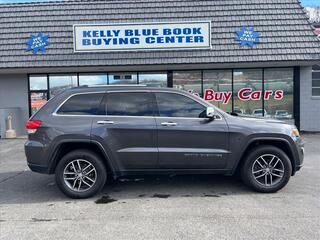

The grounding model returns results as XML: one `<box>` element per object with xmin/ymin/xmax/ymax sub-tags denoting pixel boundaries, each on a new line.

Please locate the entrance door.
<box><xmin>91</xmin><ymin>91</ymin><xmax>158</xmax><ymax>171</ymax></box>
<box><xmin>154</xmin><ymin>91</ymin><xmax>229</xmax><ymax>169</ymax></box>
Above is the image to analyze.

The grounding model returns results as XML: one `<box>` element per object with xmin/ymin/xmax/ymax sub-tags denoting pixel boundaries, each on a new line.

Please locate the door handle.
<box><xmin>97</xmin><ymin>120</ymin><xmax>114</xmax><ymax>125</ymax></box>
<box><xmin>161</xmin><ymin>122</ymin><xmax>177</xmax><ymax>126</ymax></box>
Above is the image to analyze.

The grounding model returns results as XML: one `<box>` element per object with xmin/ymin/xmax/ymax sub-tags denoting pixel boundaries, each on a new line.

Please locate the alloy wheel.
<box><xmin>63</xmin><ymin>159</ymin><xmax>97</xmax><ymax>192</ymax></box>
<box><xmin>251</xmin><ymin>154</ymin><xmax>285</xmax><ymax>187</ymax></box>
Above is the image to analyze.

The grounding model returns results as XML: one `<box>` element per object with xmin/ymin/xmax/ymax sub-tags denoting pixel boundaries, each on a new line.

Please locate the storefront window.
<box><xmin>312</xmin><ymin>65</ymin><xmax>320</xmax><ymax>97</ymax></box>
<box><xmin>233</xmin><ymin>69</ymin><xmax>263</xmax><ymax>116</ymax></box>
<box><xmin>109</xmin><ymin>72</ymin><xmax>138</xmax><ymax>85</ymax></box>
<box><xmin>139</xmin><ymin>72</ymin><xmax>167</xmax><ymax>87</ymax></box>
<box><xmin>173</xmin><ymin>71</ymin><xmax>202</xmax><ymax>96</ymax></box>
<box><xmin>30</xmin><ymin>92</ymin><xmax>48</xmax><ymax>115</ymax></box>
<box><xmin>203</xmin><ymin>70</ymin><xmax>232</xmax><ymax>112</ymax></box>
<box><xmin>264</xmin><ymin>68</ymin><xmax>293</xmax><ymax>119</ymax></box>
<box><xmin>49</xmin><ymin>75</ymin><xmax>78</xmax><ymax>98</ymax></box>
<box><xmin>29</xmin><ymin>75</ymin><xmax>47</xmax><ymax>90</ymax></box>
<box><xmin>79</xmin><ymin>74</ymin><xmax>108</xmax><ymax>86</ymax></box>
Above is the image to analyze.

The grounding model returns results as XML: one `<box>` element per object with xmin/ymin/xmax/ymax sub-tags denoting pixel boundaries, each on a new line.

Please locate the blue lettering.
<box><xmin>125</xmin><ymin>30</ymin><xmax>133</xmax><ymax>36</ymax></box>
<box><xmin>83</xmin><ymin>31</ymin><xmax>91</xmax><ymax>38</ymax></box>
<box><xmin>119</xmin><ymin>38</ymin><xmax>128</xmax><ymax>45</ymax></box>
<box><xmin>130</xmin><ymin>38</ymin><xmax>140</xmax><ymax>44</ymax></box>
<box><xmin>146</xmin><ymin>37</ymin><xmax>155</xmax><ymax>44</ymax></box>
<box><xmin>194</xmin><ymin>36</ymin><xmax>204</xmax><ymax>43</ymax></box>
<box><xmin>183</xmin><ymin>28</ymin><xmax>192</xmax><ymax>35</ymax></box>
<box><xmin>186</xmin><ymin>36</ymin><xmax>193</xmax><ymax>43</ymax></box>
<box><xmin>165</xmin><ymin>36</ymin><xmax>175</xmax><ymax>43</ymax></box>
<box><xmin>113</xmin><ymin>30</ymin><xmax>120</xmax><ymax>37</ymax></box>
<box><xmin>92</xmin><ymin>39</ymin><xmax>102</xmax><ymax>45</ymax></box>
<box><xmin>193</xmin><ymin>28</ymin><xmax>202</xmax><ymax>34</ymax></box>
<box><xmin>82</xmin><ymin>39</ymin><xmax>91</xmax><ymax>45</ymax></box>
<box><xmin>163</xmin><ymin>28</ymin><xmax>171</xmax><ymax>35</ymax></box>
<box><xmin>173</xmin><ymin>28</ymin><xmax>182</xmax><ymax>35</ymax></box>
<box><xmin>102</xmin><ymin>38</ymin><xmax>112</xmax><ymax>45</ymax></box>
<box><xmin>92</xmin><ymin>31</ymin><xmax>99</xmax><ymax>37</ymax></box>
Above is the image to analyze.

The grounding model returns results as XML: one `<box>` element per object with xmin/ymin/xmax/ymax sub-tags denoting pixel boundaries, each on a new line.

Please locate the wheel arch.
<box><xmin>234</xmin><ymin>137</ymin><xmax>297</xmax><ymax>176</ymax></box>
<box><xmin>48</xmin><ymin>139</ymin><xmax>116</xmax><ymax>178</ymax></box>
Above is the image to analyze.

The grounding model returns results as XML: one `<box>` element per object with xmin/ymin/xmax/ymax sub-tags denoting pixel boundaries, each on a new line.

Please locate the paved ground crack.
<box><xmin>0</xmin><ymin>171</ymin><xmax>26</xmax><ymax>184</ymax></box>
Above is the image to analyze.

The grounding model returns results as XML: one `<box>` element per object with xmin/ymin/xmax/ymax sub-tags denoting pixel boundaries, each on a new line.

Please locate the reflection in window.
<box><xmin>57</xmin><ymin>93</ymin><xmax>104</xmax><ymax>115</ymax></box>
<box><xmin>49</xmin><ymin>75</ymin><xmax>77</xmax><ymax>98</ymax></box>
<box><xmin>106</xmin><ymin>92</ymin><xmax>155</xmax><ymax>116</ymax></box>
<box><xmin>203</xmin><ymin>70</ymin><xmax>232</xmax><ymax>113</ymax></box>
<box><xmin>109</xmin><ymin>72</ymin><xmax>137</xmax><ymax>85</ymax></box>
<box><xmin>30</xmin><ymin>75</ymin><xmax>48</xmax><ymax>90</ymax></box>
<box><xmin>233</xmin><ymin>69</ymin><xmax>263</xmax><ymax>116</ymax></box>
<box><xmin>79</xmin><ymin>74</ymin><xmax>108</xmax><ymax>86</ymax></box>
<box><xmin>139</xmin><ymin>72</ymin><xmax>167</xmax><ymax>87</ymax></box>
<box><xmin>30</xmin><ymin>92</ymin><xmax>48</xmax><ymax>115</ymax></box>
<box><xmin>264</xmin><ymin>68</ymin><xmax>293</xmax><ymax>119</ymax></box>
<box><xmin>156</xmin><ymin>92</ymin><xmax>206</xmax><ymax>118</ymax></box>
<box><xmin>173</xmin><ymin>71</ymin><xmax>202</xmax><ymax>96</ymax></box>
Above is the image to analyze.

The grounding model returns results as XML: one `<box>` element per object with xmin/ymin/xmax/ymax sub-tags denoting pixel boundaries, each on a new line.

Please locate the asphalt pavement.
<box><xmin>0</xmin><ymin>135</ymin><xmax>319</xmax><ymax>240</ymax></box>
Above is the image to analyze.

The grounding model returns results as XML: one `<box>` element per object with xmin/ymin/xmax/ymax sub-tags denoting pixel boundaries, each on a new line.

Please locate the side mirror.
<box><xmin>206</xmin><ymin>107</ymin><xmax>215</xmax><ymax>118</ymax></box>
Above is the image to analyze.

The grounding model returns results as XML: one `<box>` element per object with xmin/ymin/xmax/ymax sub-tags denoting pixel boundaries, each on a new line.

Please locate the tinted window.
<box><xmin>57</xmin><ymin>93</ymin><xmax>104</xmax><ymax>115</ymax></box>
<box><xmin>106</xmin><ymin>92</ymin><xmax>155</xmax><ymax>116</ymax></box>
<box><xmin>156</xmin><ymin>92</ymin><xmax>206</xmax><ymax>118</ymax></box>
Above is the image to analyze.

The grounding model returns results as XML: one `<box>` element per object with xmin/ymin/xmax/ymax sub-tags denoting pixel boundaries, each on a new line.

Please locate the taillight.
<box><xmin>25</xmin><ymin>120</ymin><xmax>42</xmax><ymax>134</ymax></box>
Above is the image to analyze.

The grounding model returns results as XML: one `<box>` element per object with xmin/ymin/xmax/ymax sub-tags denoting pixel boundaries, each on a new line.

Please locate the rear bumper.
<box><xmin>25</xmin><ymin>140</ymin><xmax>51</xmax><ymax>174</ymax></box>
<box><xmin>27</xmin><ymin>163</ymin><xmax>50</xmax><ymax>174</ymax></box>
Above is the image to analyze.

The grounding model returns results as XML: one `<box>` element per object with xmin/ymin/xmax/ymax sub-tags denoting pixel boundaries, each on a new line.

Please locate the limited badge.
<box><xmin>236</xmin><ymin>27</ymin><xmax>259</xmax><ymax>48</ymax></box>
<box><xmin>26</xmin><ymin>32</ymin><xmax>49</xmax><ymax>54</ymax></box>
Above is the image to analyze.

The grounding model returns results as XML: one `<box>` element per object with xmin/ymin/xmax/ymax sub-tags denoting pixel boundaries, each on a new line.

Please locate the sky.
<box><xmin>0</xmin><ymin>0</ymin><xmax>319</xmax><ymax>5</ymax></box>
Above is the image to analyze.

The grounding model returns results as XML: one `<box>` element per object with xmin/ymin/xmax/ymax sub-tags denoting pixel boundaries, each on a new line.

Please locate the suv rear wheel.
<box><xmin>241</xmin><ymin>145</ymin><xmax>292</xmax><ymax>193</ymax></box>
<box><xmin>55</xmin><ymin>150</ymin><xmax>107</xmax><ymax>199</ymax></box>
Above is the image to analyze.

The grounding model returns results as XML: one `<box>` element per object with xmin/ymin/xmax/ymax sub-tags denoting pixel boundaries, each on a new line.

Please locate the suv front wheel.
<box><xmin>241</xmin><ymin>145</ymin><xmax>292</xmax><ymax>193</ymax></box>
<box><xmin>55</xmin><ymin>150</ymin><xmax>107</xmax><ymax>199</ymax></box>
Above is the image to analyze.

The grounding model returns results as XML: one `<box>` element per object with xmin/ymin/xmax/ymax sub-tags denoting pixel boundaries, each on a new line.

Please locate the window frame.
<box><xmin>312</xmin><ymin>68</ymin><xmax>320</xmax><ymax>98</ymax></box>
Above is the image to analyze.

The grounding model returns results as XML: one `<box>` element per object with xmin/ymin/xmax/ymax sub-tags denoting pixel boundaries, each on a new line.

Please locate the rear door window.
<box><xmin>57</xmin><ymin>93</ymin><xmax>104</xmax><ymax>115</ymax></box>
<box><xmin>105</xmin><ymin>92</ymin><xmax>156</xmax><ymax>116</ymax></box>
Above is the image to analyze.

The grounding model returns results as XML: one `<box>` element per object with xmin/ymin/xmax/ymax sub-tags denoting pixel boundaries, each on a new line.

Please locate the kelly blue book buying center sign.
<box><xmin>73</xmin><ymin>21</ymin><xmax>211</xmax><ymax>52</ymax></box>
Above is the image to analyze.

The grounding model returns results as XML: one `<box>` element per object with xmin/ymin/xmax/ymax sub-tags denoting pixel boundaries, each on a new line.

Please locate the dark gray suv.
<box><xmin>25</xmin><ymin>86</ymin><xmax>304</xmax><ymax>198</ymax></box>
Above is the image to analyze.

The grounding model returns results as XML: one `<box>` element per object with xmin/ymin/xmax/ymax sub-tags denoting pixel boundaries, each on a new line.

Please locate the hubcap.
<box><xmin>63</xmin><ymin>159</ymin><xmax>97</xmax><ymax>192</ymax></box>
<box><xmin>252</xmin><ymin>154</ymin><xmax>285</xmax><ymax>187</ymax></box>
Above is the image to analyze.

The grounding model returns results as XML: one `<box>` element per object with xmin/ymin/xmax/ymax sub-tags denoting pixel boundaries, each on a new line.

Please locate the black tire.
<box><xmin>241</xmin><ymin>145</ymin><xmax>292</xmax><ymax>193</ymax></box>
<box><xmin>55</xmin><ymin>149</ymin><xmax>107</xmax><ymax>199</ymax></box>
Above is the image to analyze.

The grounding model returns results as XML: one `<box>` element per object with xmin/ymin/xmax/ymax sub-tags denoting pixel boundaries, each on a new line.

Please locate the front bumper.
<box><xmin>293</xmin><ymin>138</ymin><xmax>304</xmax><ymax>174</ymax></box>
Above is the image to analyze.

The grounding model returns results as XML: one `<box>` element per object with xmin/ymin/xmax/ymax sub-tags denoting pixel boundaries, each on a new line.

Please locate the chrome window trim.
<box><xmin>52</xmin><ymin>90</ymin><xmax>223</xmax><ymax>120</ymax></box>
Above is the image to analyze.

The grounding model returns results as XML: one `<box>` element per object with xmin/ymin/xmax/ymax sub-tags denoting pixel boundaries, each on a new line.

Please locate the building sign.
<box><xmin>26</xmin><ymin>33</ymin><xmax>49</xmax><ymax>54</ymax></box>
<box><xmin>236</xmin><ymin>27</ymin><xmax>260</xmax><ymax>48</ymax></box>
<box><xmin>73</xmin><ymin>21</ymin><xmax>211</xmax><ymax>52</ymax></box>
<box><xmin>203</xmin><ymin>88</ymin><xmax>283</xmax><ymax>104</ymax></box>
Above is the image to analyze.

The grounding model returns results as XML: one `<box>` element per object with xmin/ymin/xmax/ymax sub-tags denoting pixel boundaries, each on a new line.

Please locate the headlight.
<box><xmin>291</xmin><ymin>128</ymin><xmax>300</xmax><ymax>139</ymax></box>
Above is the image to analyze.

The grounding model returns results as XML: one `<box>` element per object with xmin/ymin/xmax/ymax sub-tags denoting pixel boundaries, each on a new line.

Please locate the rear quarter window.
<box><xmin>57</xmin><ymin>93</ymin><xmax>104</xmax><ymax>115</ymax></box>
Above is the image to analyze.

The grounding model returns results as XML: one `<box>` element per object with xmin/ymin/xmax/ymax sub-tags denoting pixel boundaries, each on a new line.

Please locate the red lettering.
<box><xmin>204</xmin><ymin>89</ymin><xmax>214</xmax><ymax>101</ymax></box>
<box><xmin>264</xmin><ymin>90</ymin><xmax>273</xmax><ymax>100</ymax></box>
<box><xmin>251</xmin><ymin>91</ymin><xmax>261</xmax><ymax>100</ymax></box>
<box><xmin>274</xmin><ymin>90</ymin><xmax>284</xmax><ymax>100</ymax></box>
<box><xmin>238</xmin><ymin>88</ymin><xmax>251</xmax><ymax>100</ymax></box>
<box><xmin>223</xmin><ymin>92</ymin><xmax>232</xmax><ymax>104</ymax></box>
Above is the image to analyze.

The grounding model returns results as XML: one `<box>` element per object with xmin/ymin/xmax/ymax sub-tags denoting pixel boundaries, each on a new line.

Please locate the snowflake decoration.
<box><xmin>26</xmin><ymin>33</ymin><xmax>49</xmax><ymax>54</ymax></box>
<box><xmin>236</xmin><ymin>27</ymin><xmax>260</xmax><ymax>48</ymax></box>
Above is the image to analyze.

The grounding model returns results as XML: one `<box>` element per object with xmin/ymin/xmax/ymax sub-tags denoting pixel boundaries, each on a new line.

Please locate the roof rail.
<box><xmin>87</xmin><ymin>84</ymin><xmax>147</xmax><ymax>87</ymax></box>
